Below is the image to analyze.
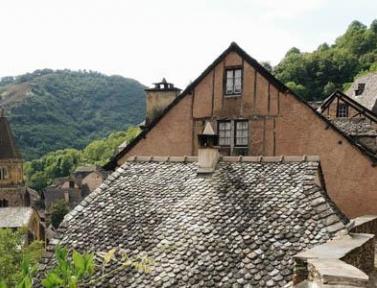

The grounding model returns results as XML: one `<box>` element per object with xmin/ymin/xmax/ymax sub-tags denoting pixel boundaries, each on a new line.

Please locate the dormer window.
<box><xmin>225</xmin><ymin>68</ymin><xmax>242</xmax><ymax>96</ymax></box>
<box><xmin>355</xmin><ymin>83</ymin><xmax>365</xmax><ymax>96</ymax></box>
<box><xmin>337</xmin><ymin>103</ymin><xmax>348</xmax><ymax>118</ymax></box>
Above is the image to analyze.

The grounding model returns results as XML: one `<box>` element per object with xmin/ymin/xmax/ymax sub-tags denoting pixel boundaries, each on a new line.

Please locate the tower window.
<box><xmin>0</xmin><ymin>167</ymin><xmax>8</xmax><ymax>180</ymax></box>
<box><xmin>225</xmin><ymin>68</ymin><xmax>242</xmax><ymax>96</ymax></box>
<box><xmin>337</xmin><ymin>103</ymin><xmax>348</xmax><ymax>118</ymax></box>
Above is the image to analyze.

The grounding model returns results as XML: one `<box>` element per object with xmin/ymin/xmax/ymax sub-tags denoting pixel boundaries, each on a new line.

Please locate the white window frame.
<box><xmin>225</xmin><ymin>68</ymin><xmax>242</xmax><ymax>96</ymax></box>
<box><xmin>235</xmin><ymin>120</ymin><xmax>249</xmax><ymax>147</ymax></box>
<box><xmin>218</xmin><ymin>121</ymin><xmax>232</xmax><ymax>146</ymax></box>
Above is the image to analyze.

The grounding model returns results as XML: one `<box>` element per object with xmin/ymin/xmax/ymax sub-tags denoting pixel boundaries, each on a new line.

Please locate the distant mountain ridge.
<box><xmin>0</xmin><ymin>69</ymin><xmax>146</xmax><ymax>160</ymax></box>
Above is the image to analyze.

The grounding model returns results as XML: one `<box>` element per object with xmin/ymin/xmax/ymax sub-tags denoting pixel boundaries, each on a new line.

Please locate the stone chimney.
<box><xmin>145</xmin><ymin>78</ymin><xmax>181</xmax><ymax>125</ymax></box>
<box><xmin>197</xmin><ymin>121</ymin><xmax>219</xmax><ymax>174</ymax></box>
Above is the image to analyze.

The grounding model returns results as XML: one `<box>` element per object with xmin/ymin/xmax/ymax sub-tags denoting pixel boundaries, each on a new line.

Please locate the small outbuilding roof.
<box><xmin>0</xmin><ymin>207</ymin><xmax>34</xmax><ymax>228</ymax></box>
<box><xmin>38</xmin><ymin>156</ymin><xmax>348</xmax><ymax>287</ymax></box>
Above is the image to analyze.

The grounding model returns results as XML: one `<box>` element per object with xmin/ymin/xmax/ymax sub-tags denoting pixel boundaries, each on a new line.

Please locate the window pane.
<box><xmin>225</xmin><ymin>69</ymin><xmax>242</xmax><ymax>95</ymax></box>
<box><xmin>337</xmin><ymin>104</ymin><xmax>348</xmax><ymax>117</ymax></box>
<box><xmin>235</xmin><ymin>121</ymin><xmax>248</xmax><ymax>146</ymax></box>
<box><xmin>218</xmin><ymin>121</ymin><xmax>231</xmax><ymax>146</ymax></box>
<box><xmin>234</xmin><ymin>79</ymin><xmax>241</xmax><ymax>93</ymax></box>
<box><xmin>235</xmin><ymin>69</ymin><xmax>242</xmax><ymax>78</ymax></box>
<box><xmin>226</xmin><ymin>78</ymin><xmax>234</xmax><ymax>94</ymax></box>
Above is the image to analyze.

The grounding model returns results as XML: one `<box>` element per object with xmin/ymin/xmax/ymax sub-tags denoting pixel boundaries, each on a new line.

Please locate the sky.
<box><xmin>0</xmin><ymin>0</ymin><xmax>376</xmax><ymax>89</ymax></box>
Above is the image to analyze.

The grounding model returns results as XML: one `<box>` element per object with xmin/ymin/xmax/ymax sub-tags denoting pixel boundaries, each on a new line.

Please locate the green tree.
<box><xmin>286</xmin><ymin>81</ymin><xmax>309</xmax><ymax>100</ymax></box>
<box><xmin>41</xmin><ymin>246</ymin><xmax>94</xmax><ymax>288</ymax></box>
<box><xmin>1</xmin><ymin>69</ymin><xmax>146</xmax><ymax>160</ymax></box>
<box><xmin>323</xmin><ymin>81</ymin><xmax>337</xmax><ymax>96</ymax></box>
<box><xmin>0</xmin><ymin>229</ymin><xmax>43</xmax><ymax>287</ymax></box>
<box><xmin>24</xmin><ymin>126</ymin><xmax>140</xmax><ymax>192</ymax></box>
<box><xmin>50</xmin><ymin>200</ymin><xmax>69</xmax><ymax>229</ymax></box>
<box><xmin>274</xmin><ymin>19</ymin><xmax>377</xmax><ymax>101</ymax></box>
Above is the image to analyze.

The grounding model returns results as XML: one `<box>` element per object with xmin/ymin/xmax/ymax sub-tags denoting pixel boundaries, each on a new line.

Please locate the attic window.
<box><xmin>337</xmin><ymin>103</ymin><xmax>348</xmax><ymax>118</ymax></box>
<box><xmin>355</xmin><ymin>83</ymin><xmax>365</xmax><ymax>96</ymax></box>
<box><xmin>225</xmin><ymin>68</ymin><xmax>242</xmax><ymax>96</ymax></box>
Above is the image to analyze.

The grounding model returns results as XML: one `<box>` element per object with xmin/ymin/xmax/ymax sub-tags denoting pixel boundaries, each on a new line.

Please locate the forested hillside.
<box><xmin>0</xmin><ymin>69</ymin><xmax>145</xmax><ymax>160</ymax></box>
<box><xmin>273</xmin><ymin>19</ymin><xmax>377</xmax><ymax>101</ymax></box>
<box><xmin>24</xmin><ymin>126</ymin><xmax>140</xmax><ymax>191</ymax></box>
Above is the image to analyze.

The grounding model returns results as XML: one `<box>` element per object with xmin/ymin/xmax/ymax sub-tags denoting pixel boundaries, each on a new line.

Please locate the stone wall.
<box><xmin>292</xmin><ymin>216</ymin><xmax>377</xmax><ymax>287</ymax></box>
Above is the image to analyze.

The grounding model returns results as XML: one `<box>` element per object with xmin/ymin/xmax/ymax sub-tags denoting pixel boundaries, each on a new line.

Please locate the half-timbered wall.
<box><xmin>117</xmin><ymin>49</ymin><xmax>377</xmax><ymax>217</ymax></box>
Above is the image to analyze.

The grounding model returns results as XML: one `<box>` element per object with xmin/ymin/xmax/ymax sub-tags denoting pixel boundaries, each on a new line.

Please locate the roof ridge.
<box><xmin>126</xmin><ymin>155</ymin><xmax>320</xmax><ymax>163</ymax></box>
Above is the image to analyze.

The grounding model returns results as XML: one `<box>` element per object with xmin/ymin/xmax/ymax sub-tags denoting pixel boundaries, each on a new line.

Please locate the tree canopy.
<box><xmin>273</xmin><ymin>19</ymin><xmax>377</xmax><ymax>101</ymax></box>
<box><xmin>0</xmin><ymin>69</ymin><xmax>145</xmax><ymax>160</ymax></box>
<box><xmin>24</xmin><ymin>126</ymin><xmax>140</xmax><ymax>192</ymax></box>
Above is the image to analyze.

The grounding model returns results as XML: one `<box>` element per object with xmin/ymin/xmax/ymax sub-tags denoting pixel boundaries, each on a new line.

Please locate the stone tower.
<box><xmin>0</xmin><ymin>110</ymin><xmax>27</xmax><ymax>207</ymax></box>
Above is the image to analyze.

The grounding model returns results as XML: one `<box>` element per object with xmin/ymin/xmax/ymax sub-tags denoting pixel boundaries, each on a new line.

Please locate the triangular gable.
<box><xmin>319</xmin><ymin>90</ymin><xmax>377</xmax><ymax>123</ymax></box>
<box><xmin>104</xmin><ymin>43</ymin><xmax>377</xmax><ymax>170</ymax></box>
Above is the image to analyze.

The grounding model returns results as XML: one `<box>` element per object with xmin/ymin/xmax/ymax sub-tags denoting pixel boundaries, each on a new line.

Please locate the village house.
<box><xmin>0</xmin><ymin>207</ymin><xmax>43</xmax><ymax>242</ymax></box>
<box><xmin>346</xmin><ymin>72</ymin><xmax>377</xmax><ymax>114</ymax></box>
<box><xmin>43</xmin><ymin>165</ymin><xmax>108</xmax><ymax>210</ymax></box>
<box><xmin>317</xmin><ymin>90</ymin><xmax>377</xmax><ymax>154</ymax></box>
<box><xmin>36</xmin><ymin>43</ymin><xmax>377</xmax><ymax>287</ymax></box>
<box><xmin>105</xmin><ymin>42</ymin><xmax>377</xmax><ymax>218</ymax></box>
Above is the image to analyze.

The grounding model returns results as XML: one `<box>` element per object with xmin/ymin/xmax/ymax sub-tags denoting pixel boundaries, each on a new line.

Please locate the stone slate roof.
<box><xmin>346</xmin><ymin>73</ymin><xmax>377</xmax><ymax>112</ymax></box>
<box><xmin>330</xmin><ymin>118</ymin><xmax>377</xmax><ymax>136</ymax></box>
<box><xmin>37</xmin><ymin>156</ymin><xmax>348</xmax><ymax>288</ymax></box>
<box><xmin>0</xmin><ymin>207</ymin><xmax>34</xmax><ymax>228</ymax></box>
<box><xmin>0</xmin><ymin>115</ymin><xmax>21</xmax><ymax>159</ymax></box>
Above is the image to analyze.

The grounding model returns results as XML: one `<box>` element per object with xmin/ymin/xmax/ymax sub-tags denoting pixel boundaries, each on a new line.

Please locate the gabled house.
<box><xmin>346</xmin><ymin>72</ymin><xmax>377</xmax><ymax>113</ymax></box>
<box><xmin>105</xmin><ymin>42</ymin><xmax>377</xmax><ymax>218</ymax></box>
<box><xmin>317</xmin><ymin>90</ymin><xmax>377</xmax><ymax>153</ymax></box>
<box><xmin>43</xmin><ymin>165</ymin><xmax>108</xmax><ymax>210</ymax></box>
<box><xmin>0</xmin><ymin>207</ymin><xmax>43</xmax><ymax>242</ymax></box>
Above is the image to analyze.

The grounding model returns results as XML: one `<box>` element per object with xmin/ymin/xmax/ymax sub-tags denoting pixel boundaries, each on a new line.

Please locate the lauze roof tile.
<box><xmin>37</xmin><ymin>158</ymin><xmax>348</xmax><ymax>287</ymax></box>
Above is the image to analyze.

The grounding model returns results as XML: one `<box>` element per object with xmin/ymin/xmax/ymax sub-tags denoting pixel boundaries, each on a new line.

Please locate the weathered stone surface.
<box><xmin>36</xmin><ymin>159</ymin><xmax>348</xmax><ymax>287</ymax></box>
